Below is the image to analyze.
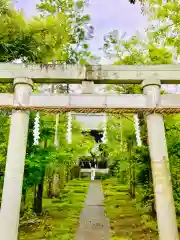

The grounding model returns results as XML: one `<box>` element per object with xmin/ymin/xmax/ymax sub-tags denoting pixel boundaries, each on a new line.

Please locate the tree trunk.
<box><xmin>151</xmin><ymin>198</ymin><xmax>156</xmax><ymax>219</ymax></box>
<box><xmin>131</xmin><ymin>158</ymin><xmax>136</xmax><ymax>199</ymax></box>
<box><xmin>47</xmin><ymin>175</ymin><xmax>53</xmax><ymax>198</ymax></box>
<box><xmin>129</xmin><ymin>158</ymin><xmax>132</xmax><ymax>194</ymax></box>
<box><xmin>59</xmin><ymin>166</ymin><xmax>65</xmax><ymax>189</ymax></box>
<box><xmin>70</xmin><ymin>169</ymin><xmax>73</xmax><ymax>180</ymax></box>
<box><xmin>33</xmin><ymin>184</ymin><xmax>37</xmax><ymax>212</ymax></box>
<box><xmin>36</xmin><ymin>177</ymin><xmax>44</xmax><ymax>215</ymax></box>
<box><xmin>34</xmin><ymin>139</ymin><xmax>47</xmax><ymax>215</ymax></box>
<box><xmin>128</xmin><ymin>142</ymin><xmax>136</xmax><ymax>199</ymax></box>
<box><xmin>20</xmin><ymin>189</ymin><xmax>27</xmax><ymax>216</ymax></box>
<box><xmin>34</xmin><ymin>168</ymin><xmax>45</xmax><ymax>215</ymax></box>
<box><xmin>66</xmin><ymin>171</ymin><xmax>69</xmax><ymax>182</ymax></box>
<box><xmin>129</xmin><ymin>143</ymin><xmax>132</xmax><ymax>196</ymax></box>
<box><xmin>52</xmin><ymin>174</ymin><xmax>60</xmax><ymax>197</ymax></box>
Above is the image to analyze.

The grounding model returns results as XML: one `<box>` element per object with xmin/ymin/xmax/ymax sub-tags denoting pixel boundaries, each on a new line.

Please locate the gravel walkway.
<box><xmin>75</xmin><ymin>181</ymin><xmax>110</xmax><ymax>240</ymax></box>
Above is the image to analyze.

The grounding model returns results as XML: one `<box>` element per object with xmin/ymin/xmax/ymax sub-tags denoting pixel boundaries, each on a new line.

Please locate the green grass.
<box><xmin>19</xmin><ymin>179</ymin><xmax>89</xmax><ymax>240</ymax></box>
<box><xmin>102</xmin><ymin>178</ymin><xmax>158</xmax><ymax>240</ymax></box>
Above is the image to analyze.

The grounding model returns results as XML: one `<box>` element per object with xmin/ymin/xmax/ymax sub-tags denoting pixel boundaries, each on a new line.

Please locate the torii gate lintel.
<box><xmin>0</xmin><ymin>63</ymin><xmax>180</xmax><ymax>84</ymax></box>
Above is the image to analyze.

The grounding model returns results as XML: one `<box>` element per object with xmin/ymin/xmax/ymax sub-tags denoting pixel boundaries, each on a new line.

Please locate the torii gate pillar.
<box><xmin>143</xmin><ymin>79</ymin><xmax>179</xmax><ymax>240</ymax></box>
<box><xmin>0</xmin><ymin>78</ymin><xmax>33</xmax><ymax>240</ymax></box>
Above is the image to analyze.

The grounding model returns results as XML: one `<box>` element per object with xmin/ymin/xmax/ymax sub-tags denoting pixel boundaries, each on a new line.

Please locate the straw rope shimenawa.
<box><xmin>0</xmin><ymin>104</ymin><xmax>179</xmax><ymax>114</ymax></box>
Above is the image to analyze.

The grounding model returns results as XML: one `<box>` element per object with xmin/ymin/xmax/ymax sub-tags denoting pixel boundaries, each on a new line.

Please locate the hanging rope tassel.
<box><xmin>33</xmin><ymin>112</ymin><xmax>40</xmax><ymax>145</ymax></box>
<box><xmin>134</xmin><ymin>114</ymin><xmax>142</xmax><ymax>147</ymax></box>
<box><xmin>102</xmin><ymin>113</ymin><xmax>107</xmax><ymax>143</ymax></box>
<box><xmin>67</xmin><ymin>112</ymin><xmax>72</xmax><ymax>144</ymax></box>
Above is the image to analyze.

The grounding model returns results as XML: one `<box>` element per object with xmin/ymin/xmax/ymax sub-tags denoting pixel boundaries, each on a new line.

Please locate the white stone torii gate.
<box><xmin>0</xmin><ymin>64</ymin><xmax>180</xmax><ymax>240</ymax></box>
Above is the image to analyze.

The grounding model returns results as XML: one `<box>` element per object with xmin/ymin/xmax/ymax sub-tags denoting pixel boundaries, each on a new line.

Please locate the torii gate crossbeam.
<box><xmin>0</xmin><ymin>64</ymin><xmax>179</xmax><ymax>240</ymax></box>
<box><xmin>0</xmin><ymin>63</ymin><xmax>180</xmax><ymax>83</ymax></box>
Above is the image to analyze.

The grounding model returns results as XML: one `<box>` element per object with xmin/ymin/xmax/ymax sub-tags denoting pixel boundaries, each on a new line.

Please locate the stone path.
<box><xmin>75</xmin><ymin>181</ymin><xmax>110</xmax><ymax>240</ymax></box>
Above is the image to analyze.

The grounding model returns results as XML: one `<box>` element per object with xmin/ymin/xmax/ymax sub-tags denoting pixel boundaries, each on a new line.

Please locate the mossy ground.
<box><xmin>19</xmin><ymin>179</ymin><xmax>89</xmax><ymax>240</ymax></box>
<box><xmin>102</xmin><ymin>178</ymin><xmax>158</xmax><ymax>240</ymax></box>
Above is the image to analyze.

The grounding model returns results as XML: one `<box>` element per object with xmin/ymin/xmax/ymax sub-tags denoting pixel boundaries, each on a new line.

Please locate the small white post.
<box><xmin>0</xmin><ymin>78</ymin><xmax>33</xmax><ymax>240</ymax></box>
<box><xmin>91</xmin><ymin>168</ymin><xmax>95</xmax><ymax>181</ymax></box>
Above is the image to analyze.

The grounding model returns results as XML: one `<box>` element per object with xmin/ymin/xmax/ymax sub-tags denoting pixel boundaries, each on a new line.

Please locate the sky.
<box><xmin>15</xmin><ymin>0</ymin><xmax>147</xmax><ymax>56</ymax></box>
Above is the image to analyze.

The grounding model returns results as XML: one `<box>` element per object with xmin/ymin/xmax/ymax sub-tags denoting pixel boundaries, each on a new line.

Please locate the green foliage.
<box><xmin>0</xmin><ymin>0</ymin><xmax>94</xmax><ymax>64</ymax></box>
<box><xmin>134</xmin><ymin>146</ymin><xmax>150</xmax><ymax>186</ymax></box>
<box><xmin>23</xmin><ymin>112</ymin><xmax>94</xmax><ymax>194</ymax></box>
<box><xmin>103</xmin><ymin>32</ymin><xmax>173</xmax><ymax>65</ymax></box>
<box><xmin>37</xmin><ymin>0</ymin><xmax>94</xmax><ymax>64</ymax></box>
<box><xmin>102</xmin><ymin>179</ymin><xmax>158</xmax><ymax>239</ymax></box>
<box><xmin>0</xmin><ymin>1</ymin><xmax>70</xmax><ymax>63</ymax></box>
<box><xmin>24</xmin><ymin>147</ymin><xmax>55</xmax><ymax>189</ymax></box>
<box><xmin>19</xmin><ymin>179</ymin><xmax>89</xmax><ymax>239</ymax></box>
<box><xmin>145</xmin><ymin>0</ymin><xmax>180</xmax><ymax>56</ymax></box>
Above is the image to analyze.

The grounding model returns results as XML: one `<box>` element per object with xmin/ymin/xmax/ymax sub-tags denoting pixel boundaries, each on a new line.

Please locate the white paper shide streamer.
<box><xmin>134</xmin><ymin>114</ymin><xmax>142</xmax><ymax>147</ymax></box>
<box><xmin>33</xmin><ymin>112</ymin><xmax>40</xmax><ymax>145</ymax></box>
<box><xmin>102</xmin><ymin>113</ymin><xmax>107</xmax><ymax>143</ymax></box>
<box><xmin>67</xmin><ymin>112</ymin><xmax>72</xmax><ymax>144</ymax></box>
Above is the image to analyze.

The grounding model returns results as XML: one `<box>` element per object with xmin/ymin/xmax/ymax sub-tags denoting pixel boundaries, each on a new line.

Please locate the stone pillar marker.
<box><xmin>0</xmin><ymin>78</ymin><xmax>33</xmax><ymax>240</ymax></box>
<box><xmin>143</xmin><ymin>79</ymin><xmax>179</xmax><ymax>240</ymax></box>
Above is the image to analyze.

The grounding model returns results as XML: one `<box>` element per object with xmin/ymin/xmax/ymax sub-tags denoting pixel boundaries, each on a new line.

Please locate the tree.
<box><xmin>129</xmin><ymin>0</ymin><xmax>136</xmax><ymax>4</ymax></box>
<box><xmin>0</xmin><ymin>0</ymin><xmax>90</xmax><ymax>64</ymax></box>
<box><xmin>0</xmin><ymin>1</ymin><xmax>68</xmax><ymax>63</ymax></box>
<box><xmin>106</xmin><ymin>114</ymin><xmax>138</xmax><ymax>196</ymax></box>
<box><xmin>138</xmin><ymin>0</ymin><xmax>180</xmax><ymax>60</ymax></box>
<box><xmin>37</xmin><ymin>0</ymin><xmax>94</xmax><ymax>64</ymax></box>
